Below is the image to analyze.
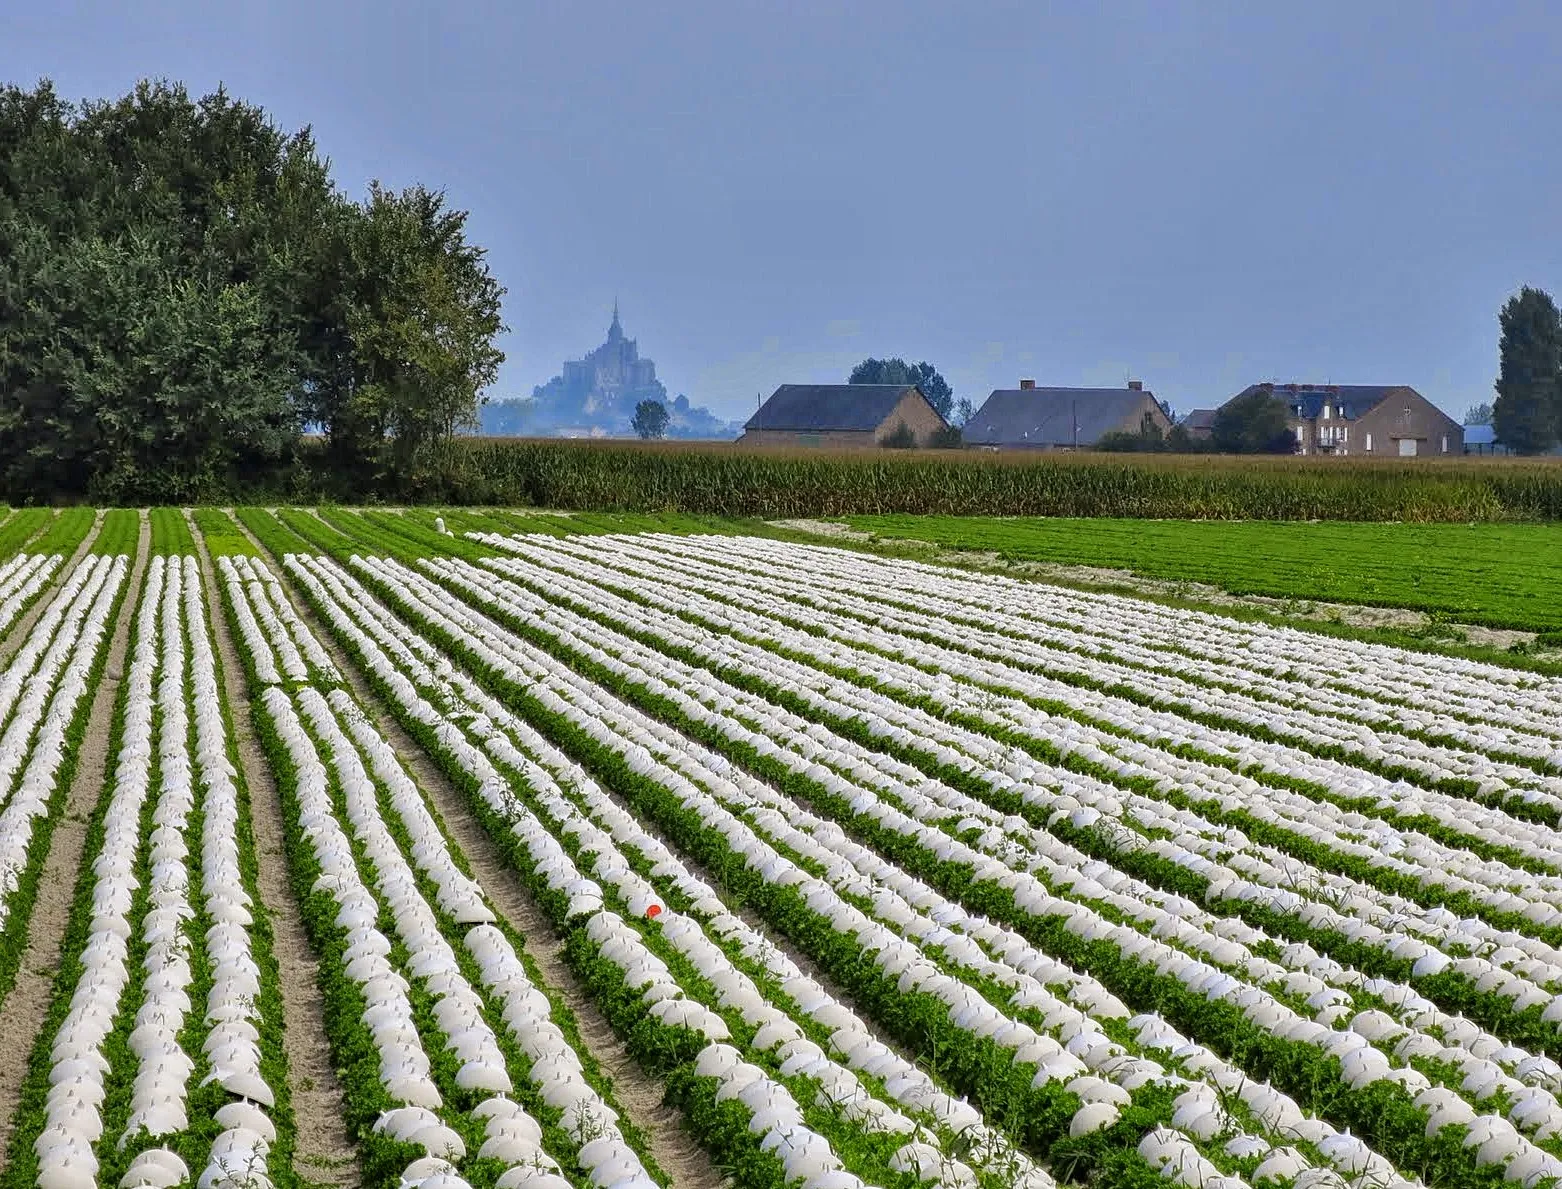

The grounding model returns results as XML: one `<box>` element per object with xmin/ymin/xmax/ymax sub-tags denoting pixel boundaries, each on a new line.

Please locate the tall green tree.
<box><xmin>305</xmin><ymin>182</ymin><xmax>505</xmax><ymax>483</ymax></box>
<box><xmin>1211</xmin><ymin>390</ymin><xmax>1297</xmax><ymax>454</ymax></box>
<box><xmin>848</xmin><ymin>357</ymin><xmax>954</xmax><ymax>420</ymax></box>
<box><xmin>0</xmin><ymin>78</ymin><xmax>505</xmax><ymax>499</ymax></box>
<box><xmin>0</xmin><ymin>229</ymin><xmax>301</xmax><ymax>500</ymax></box>
<box><xmin>0</xmin><ymin>80</ymin><xmax>327</xmax><ymax>497</ymax></box>
<box><xmin>1493</xmin><ymin>287</ymin><xmax>1562</xmax><ymax>454</ymax></box>
<box><xmin>631</xmin><ymin>399</ymin><xmax>668</xmax><ymax>439</ymax></box>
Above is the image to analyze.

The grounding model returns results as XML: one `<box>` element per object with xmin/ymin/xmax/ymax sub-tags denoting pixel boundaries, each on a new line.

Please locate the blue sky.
<box><xmin>7</xmin><ymin>2</ymin><xmax>1561</xmax><ymax>421</ymax></box>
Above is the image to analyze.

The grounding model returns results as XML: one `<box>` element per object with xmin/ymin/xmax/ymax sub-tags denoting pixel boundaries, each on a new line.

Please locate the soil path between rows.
<box><xmin>0</xmin><ymin>509</ymin><xmax>105</xmax><ymax>666</ymax></box>
<box><xmin>240</xmin><ymin>515</ymin><xmax>727</xmax><ymax>1189</ymax></box>
<box><xmin>0</xmin><ymin>510</ymin><xmax>145</xmax><ymax>1157</ymax></box>
<box><xmin>187</xmin><ymin>512</ymin><xmax>361</xmax><ymax>1187</ymax></box>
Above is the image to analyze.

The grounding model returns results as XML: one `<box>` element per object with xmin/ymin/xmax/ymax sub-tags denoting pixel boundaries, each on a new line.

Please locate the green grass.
<box><xmin>318</xmin><ymin>507</ymin><xmax>467</xmax><ymax>560</ymax></box>
<box><xmin>149</xmin><ymin>507</ymin><xmax>195</xmax><ymax>554</ymax></box>
<box><xmin>90</xmin><ymin>508</ymin><xmax>140</xmax><ymax>555</ymax></box>
<box><xmin>31</xmin><ymin>507</ymin><xmax>98</xmax><ymax>556</ymax></box>
<box><xmin>0</xmin><ymin>509</ymin><xmax>52</xmax><ymax>557</ymax></box>
<box><xmin>191</xmin><ymin>508</ymin><xmax>257</xmax><ymax>558</ymax></box>
<box><xmin>400</xmin><ymin>507</ymin><xmax>524</xmax><ymax>536</ymax></box>
<box><xmin>844</xmin><ymin>515</ymin><xmax>1562</xmax><ymax>632</ymax></box>
<box><xmin>277</xmin><ymin>508</ymin><xmax>353</xmax><ymax>553</ymax></box>
<box><xmin>234</xmin><ymin>507</ymin><xmax>320</xmax><ymax>557</ymax></box>
<box><xmin>446</xmin><ymin>507</ymin><xmax>791</xmax><ymax>540</ymax></box>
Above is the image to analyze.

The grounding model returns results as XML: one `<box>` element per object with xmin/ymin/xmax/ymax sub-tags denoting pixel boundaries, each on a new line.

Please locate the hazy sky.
<box><xmin>8</xmin><ymin>2</ymin><xmax>1561</xmax><ymax>421</ymax></box>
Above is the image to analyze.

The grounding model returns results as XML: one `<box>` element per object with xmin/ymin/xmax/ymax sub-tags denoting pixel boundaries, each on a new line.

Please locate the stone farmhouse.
<box><xmin>963</xmin><ymin>379</ymin><xmax>1171</xmax><ymax>450</ymax></box>
<box><xmin>738</xmin><ymin>384</ymin><xmax>949</xmax><ymax>447</ymax></box>
<box><xmin>1185</xmin><ymin>383</ymin><xmax>1464</xmax><ymax>456</ymax></box>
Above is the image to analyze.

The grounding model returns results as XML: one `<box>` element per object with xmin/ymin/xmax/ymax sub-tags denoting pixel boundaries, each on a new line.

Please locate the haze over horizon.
<box><xmin>8</xmin><ymin>2</ymin><xmax>1561</xmax><ymax>423</ymax></box>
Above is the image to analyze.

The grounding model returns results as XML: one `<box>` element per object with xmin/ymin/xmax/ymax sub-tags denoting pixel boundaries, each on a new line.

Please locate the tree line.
<box><xmin>0</xmin><ymin>79</ymin><xmax>505</xmax><ymax>501</ymax></box>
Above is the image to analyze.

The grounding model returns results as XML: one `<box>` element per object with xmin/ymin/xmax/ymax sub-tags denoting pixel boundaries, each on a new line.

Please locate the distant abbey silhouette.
<box><xmin>536</xmin><ymin>301</ymin><xmax>667</xmax><ymax>428</ymax></box>
<box><xmin>480</xmin><ymin>302</ymin><xmax>737</xmax><ymax>437</ymax></box>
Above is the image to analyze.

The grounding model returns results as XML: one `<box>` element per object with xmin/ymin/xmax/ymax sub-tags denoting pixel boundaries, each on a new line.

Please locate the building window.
<box><xmin>1341</xmin><ymin>427</ymin><xmax>1348</xmax><ymax>443</ymax></box>
<box><xmin>1440</xmin><ymin>434</ymin><xmax>1449</xmax><ymax>453</ymax></box>
<box><xmin>1323</xmin><ymin>404</ymin><xmax>1331</xmax><ymax>420</ymax></box>
<box><xmin>1365</xmin><ymin>432</ymin><xmax>1373</xmax><ymax>451</ymax></box>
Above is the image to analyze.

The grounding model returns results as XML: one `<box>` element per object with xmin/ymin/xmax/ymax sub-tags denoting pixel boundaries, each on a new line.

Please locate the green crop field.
<box><xmin>2</xmin><ymin>501</ymin><xmax>1562</xmax><ymax>1189</ymax></box>
<box><xmin>843</xmin><ymin>514</ymin><xmax>1562</xmax><ymax>632</ymax></box>
<box><xmin>408</xmin><ymin>438</ymin><xmax>1562</xmax><ymax>522</ymax></box>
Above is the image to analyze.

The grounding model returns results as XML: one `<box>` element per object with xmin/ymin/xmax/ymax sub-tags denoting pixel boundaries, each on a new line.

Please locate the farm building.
<box><xmin>1222</xmin><ymin>383</ymin><xmax>1463</xmax><ymax>456</ymax></box>
<box><xmin>963</xmin><ymin>380</ymin><xmax>1170</xmax><ymax>450</ymax></box>
<box><xmin>1463</xmin><ymin>425</ymin><xmax>1562</xmax><ymax>456</ymax></box>
<box><xmin>737</xmin><ymin>384</ymin><xmax>949</xmax><ymax>447</ymax></box>
<box><xmin>1179</xmin><ymin>408</ymin><xmax>1219</xmax><ymax>441</ymax></box>
<box><xmin>1463</xmin><ymin>425</ymin><xmax>1508</xmax><ymax>455</ymax></box>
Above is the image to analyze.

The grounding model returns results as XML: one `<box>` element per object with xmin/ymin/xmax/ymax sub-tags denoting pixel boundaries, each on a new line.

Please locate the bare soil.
<box><xmin>234</xmin><ymin>513</ymin><xmax>727</xmax><ymax>1189</ymax></box>
<box><xmin>771</xmin><ymin>517</ymin><xmax>1544</xmax><ymax>652</ymax></box>
<box><xmin>0</xmin><ymin>510</ymin><xmax>146</xmax><ymax>1156</ymax></box>
<box><xmin>186</xmin><ymin>510</ymin><xmax>361</xmax><ymax>1187</ymax></box>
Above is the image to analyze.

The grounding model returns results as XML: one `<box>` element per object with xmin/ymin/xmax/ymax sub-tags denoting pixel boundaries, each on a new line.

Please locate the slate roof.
<box><xmin>1225</xmin><ymin>383</ymin><xmax>1407</xmax><ymax>421</ymax></box>
<box><xmin>1182</xmin><ymin>409</ymin><xmax>1219</xmax><ymax>431</ymax></box>
<box><xmin>964</xmin><ymin>388</ymin><xmax>1161</xmax><ymax>448</ymax></box>
<box><xmin>1463</xmin><ymin>424</ymin><xmax>1497</xmax><ymax>446</ymax></box>
<box><xmin>745</xmin><ymin>384</ymin><xmax>929</xmax><ymax>433</ymax></box>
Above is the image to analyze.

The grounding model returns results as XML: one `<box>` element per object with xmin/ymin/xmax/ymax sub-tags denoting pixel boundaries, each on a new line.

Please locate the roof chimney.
<box><xmin>1019</xmin><ymin>378</ymin><xmax>1036</xmax><ymax>390</ymax></box>
<box><xmin>1127</xmin><ymin>380</ymin><xmax>1142</xmax><ymax>391</ymax></box>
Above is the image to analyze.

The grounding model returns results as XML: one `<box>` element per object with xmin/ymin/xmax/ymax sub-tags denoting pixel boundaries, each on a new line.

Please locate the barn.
<box><xmin>964</xmin><ymin>381</ymin><xmax>1170</xmax><ymax>450</ymax></box>
<box><xmin>737</xmin><ymin>384</ymin><xmax>949</xmax><ymax>447</ymax></box>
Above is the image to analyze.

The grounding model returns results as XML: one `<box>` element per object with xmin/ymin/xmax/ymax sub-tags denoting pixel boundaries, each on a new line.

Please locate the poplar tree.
<box><xmin>1493</xmin><ymin>287</ymin><xmax>1562</xmax><ymax>455</ymax></box>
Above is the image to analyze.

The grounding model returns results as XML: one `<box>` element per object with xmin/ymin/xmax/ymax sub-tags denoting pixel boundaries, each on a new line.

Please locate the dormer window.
<box><xmin>1323</xmin><ymin>404</ymin><xmax>1331</xmax><ymax>419</ymax></box>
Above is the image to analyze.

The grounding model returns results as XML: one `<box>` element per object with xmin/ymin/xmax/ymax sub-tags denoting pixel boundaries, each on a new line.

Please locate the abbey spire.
<box><xmin>499</xmin><ymin>298</ymin><xmax>737</xmax><ymax>437</ymax></box>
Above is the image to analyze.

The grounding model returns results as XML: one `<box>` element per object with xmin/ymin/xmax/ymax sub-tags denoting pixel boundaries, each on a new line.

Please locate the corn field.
<box><xmin>412</xmin><ymin>439</ymin><xmax>1562</xmax><ymax>521</ymax></box>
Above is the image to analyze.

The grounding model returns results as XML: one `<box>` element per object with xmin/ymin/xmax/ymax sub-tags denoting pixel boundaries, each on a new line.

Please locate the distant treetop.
<box><xmin>849</xmin><ymin>358</ymin><xmax>954</xmax><ymax>420</ymax></box>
